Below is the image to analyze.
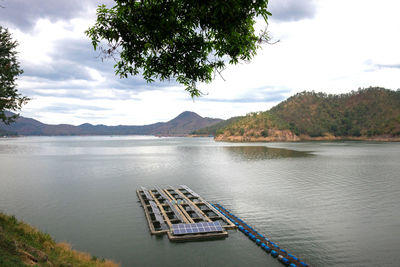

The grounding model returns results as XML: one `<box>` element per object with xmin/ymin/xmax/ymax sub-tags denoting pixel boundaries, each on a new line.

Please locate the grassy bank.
<box><xmin>0</xmin><ymin>212</ymin><xmax>119</xmax><ymax>267</ymax></box>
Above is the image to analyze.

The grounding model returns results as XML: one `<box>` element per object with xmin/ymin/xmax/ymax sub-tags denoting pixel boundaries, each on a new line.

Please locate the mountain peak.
<box><xmin>173</xmin><ymin>111</ymin><xmax>202</xmax><ymax>121</ymax></box>
<box><xmin>79</xmin><ymin>123</ymin><xmax>93</xmax><ymax>127</ymax></box>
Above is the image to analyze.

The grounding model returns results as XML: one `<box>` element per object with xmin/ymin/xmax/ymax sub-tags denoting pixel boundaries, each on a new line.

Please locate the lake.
<box><xmin>1</xmin><ymin>136</ymin><xmax>399</xmax><ymax>266</ymax></box>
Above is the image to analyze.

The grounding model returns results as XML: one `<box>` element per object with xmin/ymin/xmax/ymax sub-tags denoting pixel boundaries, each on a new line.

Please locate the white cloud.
<box><xmin>5</xmin><ymin>0</ymin><xmax>400</xmax><ymax>125</ymax></box>
<box><xmin>200</xmin><ymin>0</ymin><xmax>400</xmax><ymax>96</ymax></box>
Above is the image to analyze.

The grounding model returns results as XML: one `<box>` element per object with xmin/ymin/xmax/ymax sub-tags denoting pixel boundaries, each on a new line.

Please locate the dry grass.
<box><xmin>0</xmin><ymin>212</ymin><xmax>120</xmax><ymax>267</ymax></box>
<box><xmin>55</xmin><ymin>242</ymin><xmax>120</xmax><ymax>267</ymax></box>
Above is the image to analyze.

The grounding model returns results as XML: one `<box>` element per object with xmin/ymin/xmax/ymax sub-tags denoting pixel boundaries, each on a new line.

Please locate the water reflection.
<box><xmin>223</xmin><ymin>146</ymin><xmax>312</xmax><ymax>160</ymax></box>
<box><xmin>2</xmin><ymin>137</ymin><xmax>399</xmax><ymax>266</ymax></box>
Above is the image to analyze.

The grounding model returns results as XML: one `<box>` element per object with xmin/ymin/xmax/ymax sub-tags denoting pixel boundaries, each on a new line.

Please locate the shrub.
<box><xmin>261</xmin><ymin>130</ymin><xmax>268</xmax><ymax>137</ymax></box>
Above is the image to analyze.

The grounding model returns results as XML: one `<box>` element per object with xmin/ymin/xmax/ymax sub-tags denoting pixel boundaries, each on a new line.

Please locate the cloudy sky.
<box><xmin>1</xmin><ymin>0</ymin><xmax>399</xmax><ymax>125</ymax></box>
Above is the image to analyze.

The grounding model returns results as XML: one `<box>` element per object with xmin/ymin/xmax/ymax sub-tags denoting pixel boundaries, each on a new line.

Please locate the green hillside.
<box><xmin>215</xmin><ymin>87</ymin><xmax>400</xmax><ymax>141</ymax></box>
<box><xmin>191</xmin><ymin>116</ymin><xmax>244</xmax><ymax>136</ymax></box>
<box><xmin>0</xmin><ymin>212</ymin><xmax>118</xmax><ymax>267</ymax></box>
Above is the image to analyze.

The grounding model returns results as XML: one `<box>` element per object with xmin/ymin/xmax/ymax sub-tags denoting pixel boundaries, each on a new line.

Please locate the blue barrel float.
<box><xmin>213</xmin><ymin>204</ymin><xmax>308</xmax><ymax>267</ymax></box>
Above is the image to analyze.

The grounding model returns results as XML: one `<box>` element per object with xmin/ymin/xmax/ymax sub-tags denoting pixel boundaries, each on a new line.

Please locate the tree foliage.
<box><xmin>0</xmin><ymin>26</ymin><xmax>28</xmax><ymax>124</ymax></box>
<box><xmin>191</xmin><ymin>116</ymin><xmax>243</xmax><ymax>135</ymax></box>
<box><xmin>86</xmin><ymin>0</ymin><xmax>271</xmax><ymax>97</ymax></box>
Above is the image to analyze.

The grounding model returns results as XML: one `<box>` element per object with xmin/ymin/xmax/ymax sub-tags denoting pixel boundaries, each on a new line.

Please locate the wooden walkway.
<box><xmin>137</xmin><ymin>185</ymin><xmax>236</xmax><ymax>241</ymax></box>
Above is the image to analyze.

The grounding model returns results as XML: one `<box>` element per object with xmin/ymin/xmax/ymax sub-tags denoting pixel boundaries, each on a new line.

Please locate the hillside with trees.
<box><xmin>191</xmin><ymin>116</ymin><xmax>244</xmax><ymax>136</ymax></box>
<box><xmin>0</xmin><ymin>128</ymin><xmax>17</xmax><ymax>136</ymax></box>
<box><xmin>214</xmin><ymin>87</ymin><xmax>400</xmax><ymax>142</ymax></box>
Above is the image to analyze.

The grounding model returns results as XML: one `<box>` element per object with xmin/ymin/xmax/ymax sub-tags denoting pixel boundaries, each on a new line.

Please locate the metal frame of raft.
<box><xmin>214</xmin><ymin>204</ymin><xmax>309</xmax><ymax>267</ymax></box>
<box><xmin>137</xmin><ymin>186</ymin><xmax>308</xmax><ymax>266</ymax></box>
<box><xmin>137</xmin><ymin>185</ymin><xmax>236</xmax><ymax>241</ymax></box>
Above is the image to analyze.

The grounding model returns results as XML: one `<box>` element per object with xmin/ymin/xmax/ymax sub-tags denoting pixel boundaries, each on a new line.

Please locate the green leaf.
<box><xmin>86</xmin><ymin>0</ymin><xmax>271</xmax><ymax>97</ymax></box>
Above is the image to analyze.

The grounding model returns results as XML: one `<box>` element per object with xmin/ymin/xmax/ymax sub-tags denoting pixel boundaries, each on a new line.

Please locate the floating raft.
<box><xmin>137</xmin><ymin>185</ymin><xmax>236</xmax><ymax>241</ymax></box>
<box><xmin>214</xmin><ymin>204</ymin><xmax>308</xmax><ymax>267</ymax></box>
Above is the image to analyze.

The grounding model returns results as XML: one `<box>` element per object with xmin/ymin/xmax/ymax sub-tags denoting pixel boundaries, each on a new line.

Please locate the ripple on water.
<box><xmin>0</xmin><ymin>137</ymin><xmax>400</xmax><ymax>266</ymax></box>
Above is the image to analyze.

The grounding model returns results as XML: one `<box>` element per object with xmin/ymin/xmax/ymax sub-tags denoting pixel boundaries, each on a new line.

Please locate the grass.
<box><xmin>0</xmin><ymin>212</ymin><xmax>119</xmax><ymax>267</ymax></box>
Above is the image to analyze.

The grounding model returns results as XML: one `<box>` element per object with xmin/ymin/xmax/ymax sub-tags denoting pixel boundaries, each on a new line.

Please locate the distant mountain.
<box><xmin>0</xmin><ymin>127</ymin><xmax>17</xmax><ymax>136</ymax></box>
<box><xmin>215</xmin><ymin>87</ymin><xmax>400</xmax><ymax>142</ymax></box>
<box><xmin>0</xmin><ymin>111</ymin><xmax>223</xmax><ymax>136</ymax></box>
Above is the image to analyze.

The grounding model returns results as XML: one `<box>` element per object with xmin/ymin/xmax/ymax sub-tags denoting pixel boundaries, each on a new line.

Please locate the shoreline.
<box><xmin>214</xmin><ymin>134</ymin><xmax>400</xmax><ymax>142</ymax></box>
<box><xmin>2</xmin><ymin>134</ymin><xmax>400</xmax><ymax>142</ymax></box>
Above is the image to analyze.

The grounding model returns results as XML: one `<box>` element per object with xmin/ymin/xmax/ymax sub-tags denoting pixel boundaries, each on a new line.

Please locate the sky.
<box><xmin>1</xmin><ymin>0</ymin><xmax>400</xmax><ymax>125</ymax></box>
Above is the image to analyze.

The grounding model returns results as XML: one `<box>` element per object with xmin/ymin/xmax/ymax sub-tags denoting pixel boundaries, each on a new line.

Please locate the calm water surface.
<box><xmin>0</xmin><ymin>136</ymin><xmax>399</xmax><ymax>266</ymax></box>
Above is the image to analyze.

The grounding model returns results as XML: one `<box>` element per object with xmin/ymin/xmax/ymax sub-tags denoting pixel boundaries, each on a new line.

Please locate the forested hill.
<box><xmin>191</xmin><ymin>116</ymin><xmax>244</xmax><ymax>136</ymax></box>
<box><xmin>215</xmin><ymin>87</ymin><xmax>400</xmax><ymax>141</ymax></box>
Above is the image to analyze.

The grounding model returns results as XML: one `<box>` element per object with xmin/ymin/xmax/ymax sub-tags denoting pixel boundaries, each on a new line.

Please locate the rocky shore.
<box><xmin>215</xmin><ymin>132</ymin><xmax>400</xmax><ymax>142</ymax></box>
